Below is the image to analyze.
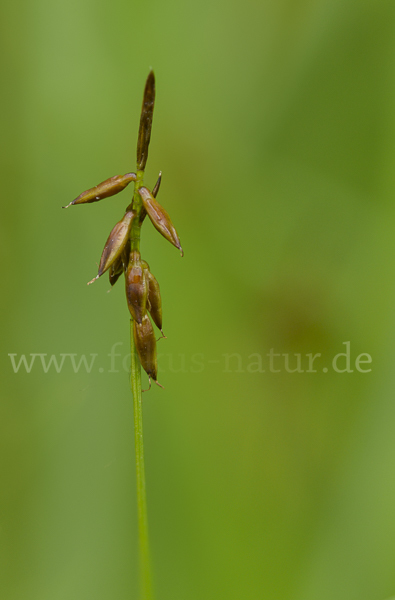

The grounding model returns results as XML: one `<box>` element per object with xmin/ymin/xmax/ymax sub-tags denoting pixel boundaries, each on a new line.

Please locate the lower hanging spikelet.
<box><xmin>133</xmin><ymin>314</ymin><xmax>164</xmax><ymax>390</ymax></box>
<box><xmin>142</xmin><ymin>260</ymin><xmax>164</xmax><ymax>337</ymax></box>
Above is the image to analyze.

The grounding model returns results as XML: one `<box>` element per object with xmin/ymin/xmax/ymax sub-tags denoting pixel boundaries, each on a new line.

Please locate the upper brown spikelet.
<box><xmin>136</xmin><ymin>70</ymin><xmax>155</xmax><ymax>171</ymax></box>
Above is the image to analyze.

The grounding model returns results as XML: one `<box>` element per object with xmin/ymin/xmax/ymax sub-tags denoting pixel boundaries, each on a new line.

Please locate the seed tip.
<box><xmin>87</xmin><ymin>275</ymin><xmax>98</xmax><ymax>286</ymax></box>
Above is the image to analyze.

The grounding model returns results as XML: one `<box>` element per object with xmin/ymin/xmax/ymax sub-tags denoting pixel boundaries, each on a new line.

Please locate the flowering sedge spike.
<box><xmin>136</xmin><ymin>70</ymin><xmax>155</xmax><ymax>171</ymax></box>
<box><xmin>142</xmin><ymin>261</ymin><xmax>164</xmax><ymax>335</ymax></box>
<box><xmin>63</xmin><ymin>173</ymin><xmax>137</xmax><ymax>208</ymax></box>
<box><xmin>87</xmin><ymin>210</ymin><xmax>135</xmax><ymax>285</ymax></box>
<box><xmin>138</xmin><ymin>186</ymin><xmax>183</xmax><ymax>256</ymax></box>
<box><xmin>133</xmin><ymin>314</ymin><xmax>163</xmax><ymax>390</ymax></box>
<box><xmin>65</xmin><ymin>71</ymin><xmax>183</xmax><ymax>390</ymax></box>
<box><xmin>125</xmin><ymin>250</ymin><xmax>148</xmax><ymax>324</ymax></box>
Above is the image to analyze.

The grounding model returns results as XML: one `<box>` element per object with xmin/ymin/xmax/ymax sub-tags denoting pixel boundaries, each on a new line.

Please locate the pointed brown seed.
<box><xmin>125</xmin><ymin>250</ymin><xmax>148</xmax><ymax>324</ymax></box>
<box><xmin>133</xmin><ymin>314</ymin><xmax>159</xmax><ymax>383</ymax></box>
<box><xmin>88</xmin><ymin>210</ymin><xmax>135</xmax><ymax>285</ymax></box>
<box><xmin>63</xmin><ymin>173</ymin><xmax>137</xmax><ymax>208</ymax></box>
<box><xmin>142</xmin><ymin>261</ymin><xmax>163</xmax><ymax>332</ymax></box>
<box><xmin>138</xmin><ymin>186</ymin><xmax>183</xmax><ymax>256</ymax></box>
<box><xmin>136</xmin><ymin>70</ymin><xmax>155</xmax><ymax>171</ymax></box>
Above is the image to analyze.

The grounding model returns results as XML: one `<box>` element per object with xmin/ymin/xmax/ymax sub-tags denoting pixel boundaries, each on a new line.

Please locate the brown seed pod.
<box><xmin>133</xmin><ymin>314</ymin><xmax>163</xmax><ymax>389</ymax></box>
<box><xmin>137</xmin><ymin>70</ymin><xmax>155</xmax><ymax>171</ymax></box>
<box><xmin>138</xmin><ymin>186</ymin><xmax>183</xmax><ymax>256</ymax></box>
<box><xmin>88</xmin><ymin>210</ymin><xmax>135</xmax><ymax>285</ymax></box>
<box><xmin>141</xmin><ymin>261</ymin><xmax>163</xmax><ymax>333</ymax></box>
<box><xmin>125</xmin><ymin>250</ymin><xmax>148</xmax><ymax>324</ymax></box>
<box><xmin>63</xmin><ymin>172</ymin><xmax>137</xmax><ymax>208</ymax></box>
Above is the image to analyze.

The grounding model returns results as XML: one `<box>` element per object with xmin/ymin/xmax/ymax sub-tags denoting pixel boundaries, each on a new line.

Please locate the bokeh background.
<box><xmin>2</xmin><ymin>0</ymin><xmax>395</xmax><ymax>598</ymax></box>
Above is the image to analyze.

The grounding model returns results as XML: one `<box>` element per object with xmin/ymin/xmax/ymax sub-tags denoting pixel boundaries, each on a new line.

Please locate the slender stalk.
<box><xmin>130</xmin><ymin>317</ymin><xmax>153</xmax><ymax>600</ymax></box>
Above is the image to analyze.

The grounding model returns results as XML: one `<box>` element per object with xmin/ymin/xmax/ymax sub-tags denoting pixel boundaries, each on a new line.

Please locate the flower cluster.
<box><xmin>64</xmin><ymin>71</ymin><xmax>182</xmax><ymax>389</ymax></box>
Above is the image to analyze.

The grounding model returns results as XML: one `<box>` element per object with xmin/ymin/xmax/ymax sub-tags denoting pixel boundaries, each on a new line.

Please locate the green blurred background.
<box><xmin>2</xmin><ymin>0</ymin><xmax>395</xmax><ymax>598</ymax></box>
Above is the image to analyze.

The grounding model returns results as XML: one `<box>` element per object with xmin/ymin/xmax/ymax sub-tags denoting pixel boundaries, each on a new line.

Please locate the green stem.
<box><xmin>130</xmin><ymin>318</ymin><xmax>153</xmax><ymax>600</ymax></box>
<box><xmin>130</xmin><ymin>168</ymin><xmax>154</xmax><ymax>600</ymax></box>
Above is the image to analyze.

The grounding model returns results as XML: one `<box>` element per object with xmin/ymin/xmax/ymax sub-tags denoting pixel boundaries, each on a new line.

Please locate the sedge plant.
<box><xmin>63</xmin><ymin>70</ymin><xmax>183</xmax><ymax>600</ymax></box>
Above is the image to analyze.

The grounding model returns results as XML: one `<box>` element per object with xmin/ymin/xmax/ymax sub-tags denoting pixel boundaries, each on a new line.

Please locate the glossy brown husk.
<box><xmin>133</xmin><ymin>314</ymin><xmax>158</xmax><ymax>380</ymax></box>
<box><xmin>65</xmin><ymin>173</ymin><xmax>137</xmax><ymax>208</ymax></box>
